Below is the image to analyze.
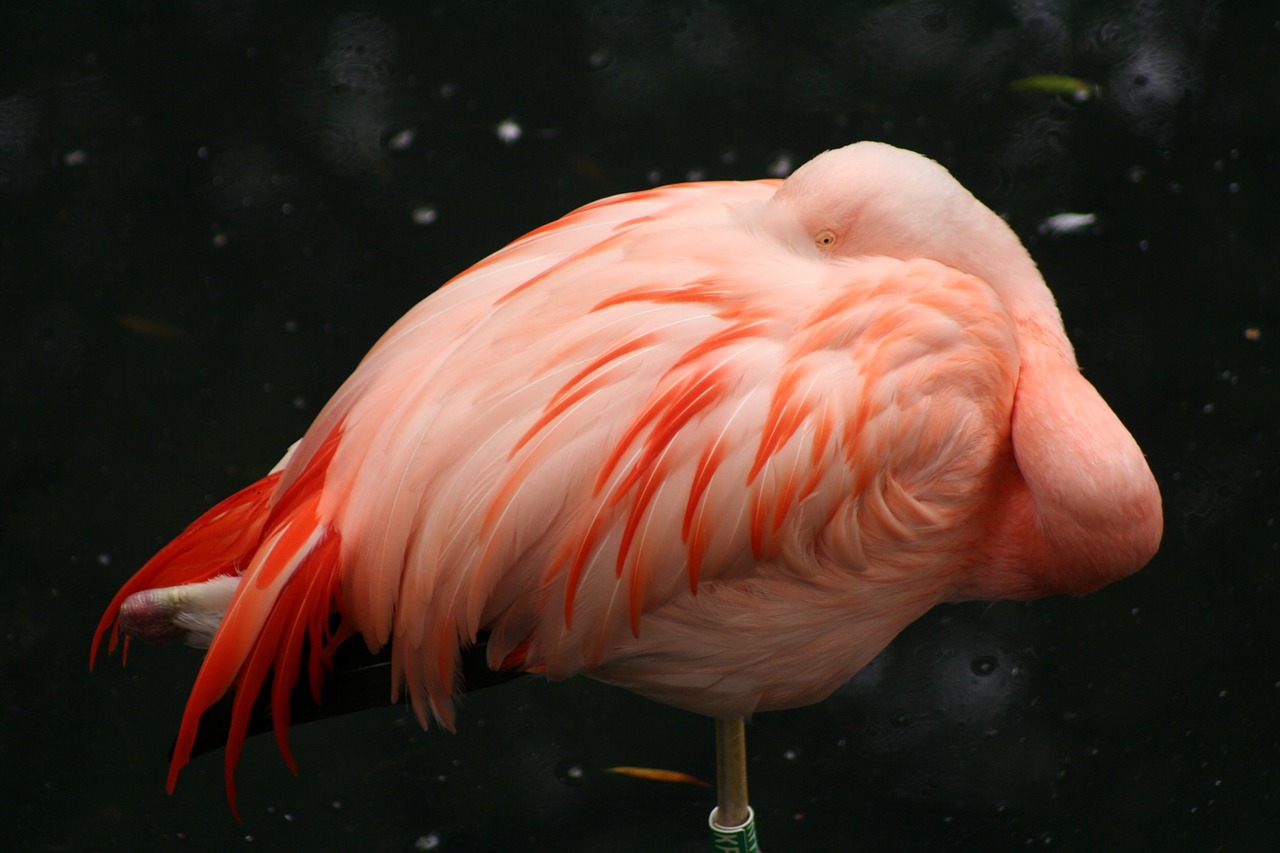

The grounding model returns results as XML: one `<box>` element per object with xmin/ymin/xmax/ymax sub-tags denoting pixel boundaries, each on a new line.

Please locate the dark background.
<box><xmin>3</xmin><ymin>1</ymin><xmax>1277</xmax><ymax>850</ymax></box>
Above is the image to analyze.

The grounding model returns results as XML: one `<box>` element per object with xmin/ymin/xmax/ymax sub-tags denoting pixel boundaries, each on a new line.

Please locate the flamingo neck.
<box><xmin>963</xmin><ymin>339</ymin><xmax>1162</xmax><ymax>600</ymax></box>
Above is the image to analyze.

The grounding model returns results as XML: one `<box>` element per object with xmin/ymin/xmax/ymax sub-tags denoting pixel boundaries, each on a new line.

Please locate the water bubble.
<box><xmin>495</xmin><ymin>118</ymin><xmax>522</xmax><ymax>145</ymax></box>
<box><xmin>766</xmin><ymin>152</ymin><xmax>794</xmax><ymax>178</ymax></box>
<box><xmin>386</xmin><ymin>127</ymin><xmax>415</xmax><ymax>151</ymax></box>
<box><xmin>554</xmin><ymin>757</ymin><xmax>587</xmax><ymax>785</ymax></box>
<box><xmin>971</xmin><ymin>655</ymin><xmax>999</xmax><ymax>677</ymax></box>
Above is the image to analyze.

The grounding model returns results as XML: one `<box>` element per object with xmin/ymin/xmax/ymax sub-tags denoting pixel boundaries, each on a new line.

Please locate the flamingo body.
<box><xmin>93</xmin><ymin>142</ymin><xmax>1161</xmax><ymax>810</ymax></box>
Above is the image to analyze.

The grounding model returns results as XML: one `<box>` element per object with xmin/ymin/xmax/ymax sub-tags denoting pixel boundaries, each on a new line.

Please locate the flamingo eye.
<box><xmin>815</xmin><ymin>230</ymin><xmax>837</xmax><ymax>249</ymax></box>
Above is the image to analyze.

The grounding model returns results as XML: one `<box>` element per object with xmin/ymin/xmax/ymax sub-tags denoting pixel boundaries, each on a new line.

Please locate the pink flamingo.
<box><xmin>93</xmin><ymin>142</ymin><xmax>1161</xmax><ymax>827</ymax></box>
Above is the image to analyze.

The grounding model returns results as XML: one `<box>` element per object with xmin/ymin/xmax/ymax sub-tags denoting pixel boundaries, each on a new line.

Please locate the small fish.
<box><xmin>1038</xmin><ymin>212</ymin><xmax>1098</xmax><ymax>236</ymax></box>
<box><xmin>115</xmin><ymin>313</ymin><xmax>185</xmax><ymax>340</ymax></box>
<box><xmin>1008</xmin><ymin>74</ymin><xmax>1100</xmax><ymax>101</ymax></box>
<box><xmin>605</xmin><ymin>766</ymin><xmax>713</xmax><ymax>788</ymax></box>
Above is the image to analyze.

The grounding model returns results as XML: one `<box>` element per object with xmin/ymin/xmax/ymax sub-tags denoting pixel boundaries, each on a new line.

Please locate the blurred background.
<box><xmin>3</xmin><ymin>1</ymin><xmax>1276</xmax><ymax>850</ymax></box>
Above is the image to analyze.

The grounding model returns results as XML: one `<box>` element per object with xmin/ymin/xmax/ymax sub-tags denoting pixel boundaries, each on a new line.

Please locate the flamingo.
<box><xmin>92</xmin><ymin>142</ymin><xmax>1162</xmax><ymax>827</ymax></box>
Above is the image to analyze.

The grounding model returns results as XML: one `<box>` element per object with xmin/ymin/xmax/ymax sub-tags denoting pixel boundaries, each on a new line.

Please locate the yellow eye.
<box><xmin>815</xmin><ymin>230</ymin><xmax>836</xmax><ymax>248</ymax></box>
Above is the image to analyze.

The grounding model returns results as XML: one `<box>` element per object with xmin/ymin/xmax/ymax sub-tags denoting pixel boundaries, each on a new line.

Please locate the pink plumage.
<box><xmin>93</xmin><ymin>142</ymin><xmax>1162</xmax><ymax>815</ymax></box>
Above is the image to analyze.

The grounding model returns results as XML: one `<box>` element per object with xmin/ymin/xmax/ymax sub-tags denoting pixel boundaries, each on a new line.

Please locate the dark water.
<box><xmin>4</xmin><ymin>2</ymin><xmax>1277</xmax><ymax>850</ymax></box>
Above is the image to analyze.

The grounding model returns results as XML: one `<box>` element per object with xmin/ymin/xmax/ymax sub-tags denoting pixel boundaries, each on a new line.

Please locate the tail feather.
<box><xmin>93</xmin><ymin>425</ymin><xmax>348</xmax><ymax>820</ymax></box>
<box><xmin>167</xmin><ymin>506</ymin><xmax>341</xmax><ymax>818</ymax></box>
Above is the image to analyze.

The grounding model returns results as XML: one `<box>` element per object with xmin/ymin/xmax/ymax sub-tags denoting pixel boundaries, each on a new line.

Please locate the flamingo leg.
<box><xmin>709</xmin><ymin>717</ymin><xmax>759</xmax><ymax>851</ymax></box>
